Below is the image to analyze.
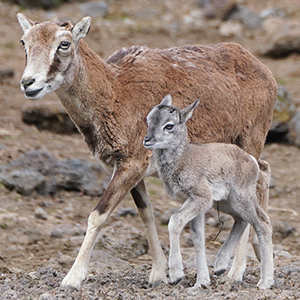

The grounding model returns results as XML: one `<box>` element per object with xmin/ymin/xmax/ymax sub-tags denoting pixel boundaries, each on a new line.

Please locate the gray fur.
<box><xmin>144</xmin><ymin>95</ymin><xmax>274</xmax><ymax>289</ymax></box>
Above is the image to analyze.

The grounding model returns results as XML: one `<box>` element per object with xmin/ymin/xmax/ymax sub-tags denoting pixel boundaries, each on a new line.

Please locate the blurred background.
<box><xmin>0</xmin><ymin>0</ymin><xmax>300</xmax><ymax>298</ymax></box>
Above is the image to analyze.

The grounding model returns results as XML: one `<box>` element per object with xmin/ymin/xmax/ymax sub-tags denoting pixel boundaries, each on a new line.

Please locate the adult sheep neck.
<box><xmin>17</xmin><ymin>13</ymin><xmax>277</xmax><ymax>290</ymax></box>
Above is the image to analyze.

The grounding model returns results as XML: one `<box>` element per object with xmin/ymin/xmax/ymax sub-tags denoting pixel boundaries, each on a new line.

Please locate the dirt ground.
<box><xmin>0</xmin><ymin>0</ymin><xmax>300</xmax><ymax>299</ymax></box>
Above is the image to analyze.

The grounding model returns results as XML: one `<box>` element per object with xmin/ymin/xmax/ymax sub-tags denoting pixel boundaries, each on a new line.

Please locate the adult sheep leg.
<box><xmin>61</xmin><ymin>161</ymin><xmax>144</xmax><ymax>289</ymax></box>
<box><xmin>131</xmin><ymin>180</ymin><xmax>168</xmax><ymax>286</ymax></box>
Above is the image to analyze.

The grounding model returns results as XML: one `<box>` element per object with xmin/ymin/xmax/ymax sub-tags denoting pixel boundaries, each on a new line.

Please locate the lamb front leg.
<box><xmin>191</xmin><ymin>212</ymin><xmax>210</xmax><ymax>288</ymax></box>
<box><xmin>168</xmin><ymin>197</ymin><xmax>210</xmax><ymax>285</ymax></box>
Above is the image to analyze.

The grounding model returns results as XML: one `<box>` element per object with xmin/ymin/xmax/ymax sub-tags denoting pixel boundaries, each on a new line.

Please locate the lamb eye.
<box><xmin>20</xmin><ymin>40</ymin><xmax>25</xmax><ymax>46</ymax></box>
<box><xmin>59</xmin><ymin>41</ymin><xmax>70</xmax><ymax>50</ymax></box>
<box><xmin>164</xmin><ymin>124</ymin><xmax>174</xmax><ymax>130</ymax></box>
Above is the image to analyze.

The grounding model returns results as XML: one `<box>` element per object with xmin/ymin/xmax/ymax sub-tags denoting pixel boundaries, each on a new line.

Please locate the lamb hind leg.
<box><xmin>251</xmin><ymin>159</ymin><xmax>271</xmax><ymax>261</ymax></box>
<box><xmin>250</xmin><ymin>204</ymin><xmax>274</xmax><ymax>289</ymax></box>
<box><xmin>61</xmin><ymin>162</ymin><xmax>144</xmax><ymax>289</ymax></box>
<box><xmin>228</xmin><ymin>160</ymin><xmax>271</xmax><ymax>280</ymax></box>
<box><xmin>131</xmin><ymin>180</ymin><xmax>168</xmax><ymax>286</ymax></box>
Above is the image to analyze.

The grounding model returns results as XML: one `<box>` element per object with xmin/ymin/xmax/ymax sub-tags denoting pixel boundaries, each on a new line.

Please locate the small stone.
<box><xmin>0</xmin><ymin>67</ymin><xmax>14</xmax><ymax>82</ymax></box>
<box><xmin>59</xmin><ymin>254</ymin><xmax>74</xmax><ymax>267</ymax></box>
<box><xmin>34</xmin><ymin>207</ymin><xmax>48</xmax><ymax>220</ymax></box>
<box><xmin>39</xmin><ymin>292</ymin><xmax>53</xmax><ymax>300</ymax></box>
<box><xmin>116</xmin><ymin>207</ymin><xmax>138</xmax><ymax>217</ymax></box>
<box><xmin>288</xmin><ymin>111</ymin><xmax>300</xmax><ymax>147</ymax></box>
<box><xmin>79</xmin><ymin>1</ymin><xmax>108</xmax><ymax>19</ymax></box>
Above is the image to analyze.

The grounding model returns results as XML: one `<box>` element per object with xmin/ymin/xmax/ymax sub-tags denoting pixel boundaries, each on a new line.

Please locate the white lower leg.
<box><xmin>191</xmin><ymin>213</ymin><xmax>210</xmax><ymax>287</ymax></box>
<box><xmin>61</xmin><ymin>210</ymin><xmax>107</xmax><ymax>289</ymax></box>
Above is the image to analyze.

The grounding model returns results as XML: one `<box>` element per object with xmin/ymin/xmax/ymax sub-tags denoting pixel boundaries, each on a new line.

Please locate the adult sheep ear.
<box><xmin>180</xmin><ymin>99</ymin><xmax>200</xmax><ymax>123</ymax></box>
<box><xmin>17</xmin><ymin>13</ymin><xmax>34</xmax><ymax>32</ymax></box>
<box><xmin>160</xmin><ymin>94</ymin><xmax>172</xmax><ymax>106</ymax></box>
<box><xmin>72</xmin><ymin>16</ymin><xmax>91</xmax><ymax>45</ymax></box>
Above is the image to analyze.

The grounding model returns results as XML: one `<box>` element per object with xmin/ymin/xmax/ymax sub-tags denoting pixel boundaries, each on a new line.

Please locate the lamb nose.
<box><xmin>21</xmin><ymin>78</ymin><xmax>35</xmax><ymax>89</ymax></box>
<box><xmin>144</xmin><ymin>136</ymin><xmax>151</xmax><ymax>144</ymax></box>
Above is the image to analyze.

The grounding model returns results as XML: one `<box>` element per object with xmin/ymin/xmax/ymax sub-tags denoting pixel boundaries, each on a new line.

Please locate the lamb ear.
<box><xmin>180</xmin><ymin>99</ymin><xmax>200</xmax><ymax>123</ymax></box>
<box><xmin>160</xmin><ymin>94</ymin><xmax>172</xmax><ymax>106</ymax></box>
<box><xmin>72</xmin><ymin>16</ymin><xmax>91</xmax><ymax>44</ymax></box>
<box><xmin>17</xmin><ymin>13</ymin><xmax>34</xmax><ymax>32</ymax></box>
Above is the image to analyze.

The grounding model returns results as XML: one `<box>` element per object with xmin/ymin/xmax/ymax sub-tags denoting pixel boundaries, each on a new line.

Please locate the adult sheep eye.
<box><xmin>59</xmin><ymin>41</ymin><xmax>70</xmax><ymax>50</ymax></box>
<box><xmin>164</xmin><ymin>124</ymin><xmax>174</xmax><ymax>130</ymax></box>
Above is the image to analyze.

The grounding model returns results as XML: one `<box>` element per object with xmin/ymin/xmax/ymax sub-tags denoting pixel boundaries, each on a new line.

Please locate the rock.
<box><xmin>23</xmin><ymin>228</ymin><xmax>43</xmax><ymax>244</ymax></box>
<box><xmin>90</xmin><ymin>250</ymin><xmax>131</xmax><ymax>272</ymax></box>
<box><xmin>22</xmin><ymin>101</ymin><xmax>78</xmax><ymax>134</ymax></box>
<box><xmin>7</xmin><ymin>0</ymin><xmax>66</xmax><ymax>9</ymax></box>
<box><xmin>0</xmin><ymin>169</ymin><xmax>45</xmax><ymax>196</ymax></box>
<box><xmin>50</xmin><ymin>223</ymin><xmax>85</xmax><ymax>239</ymax></box>
<box><xmin>95</xmin><ymin>221</ymin><xmax>149</xmax><ymax>260</ymax></box>
<box><xmin>1</xmin><ymin>288</ymin><xmax>19</xmax><ymax>300</ymax></box>
<box><xmin>228</xmin><ymin>5</ymin><xmax>262</xmax><ymax>29</ymax></box>
<box><xmin>116</xmin><ymin>207</ymin><xmax>138</xmax><ymax>217</ymax></box>
<box><xmin>58</xmin><ymin>254</ymin><xmax>74</xmax><ymax>267</ymax></box>
<box><xmin>260</xmin><ymin>18</ymin><xmax>300</xmax><ymax>58</ymax></box>
<box><xmin>39</xmin><ymin>292</ymin><xmax>53</xmax><ymax>300</ymax></box>
<box><xmin>34</xmin><ymin>207</ymin><xmax>48</xmax><ymax>220</ymax></box>
<box><xmin>288</xmin><ymin>111</ymin><xmax>300</xmax><ymax>147</ymax></box>
<box><xmin>259</xmin><ymin>8</ymin><xmax>285</xmax><ymax>20</ymax></box>
<box><xmin>79</xmin><ymin>1</ymin><xmax>108</xmax><ymax>19</ymax></box>
<box><xmin>159</xmin><ymin>207</ymin><xmax>179</xmax><ymax>225</ymax></box>
<box><xmin>267</xmin><ymin>85</ymin><xmax>296</xmax><ymax>143</ymax></box>
<box><xmin>0</xmin><ymin>149</ymin><xmax>106</xmax><ymax>197</ymax></box>
<box><xmin>273</xmin><ymin>221</ymin><xmax>296</xmax><ymax>239</ymax></box>
<box><xmin>201</xmin><ymin>0</ymin><xmax>237</xmax><ymax>20</ymax></box>
<box><xmin>218</xmin><ymin>20</ymin><xmax>243</xmax><ymax>37</ymax></box>
<box><xmin>274</xmin><ymin>249</ymin><xmax>292</xmax><ymax>258</ymax></box>
<box><xmin>0</xmin><ymin>67</ymin><xmax>14</xmax><ymax>82</ymax></box>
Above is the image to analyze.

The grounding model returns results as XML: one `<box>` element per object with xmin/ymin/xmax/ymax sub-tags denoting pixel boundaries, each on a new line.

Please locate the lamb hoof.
<box><xmin>148</xmin><ymin>279</ymin><xmax>166</xmax><ymax>288</ymax></box>
<box><xmin>59</xmin><ymin>285</ymin><xmax>79</xmax><ymax>293</ymax></box>
<box><xmin>215</xmin><ymin>269</ymin><xmax>226</xmax><ymax>276</ymax></box>
<box><xmin>257</xmin><ymin>278</ymin><xmax>274</xmax><ymax>290</ymax></box>
<box><xmin>170</xmin><ymin>277</ymin><xmax>184</xmax><ymax>286</ymax></box>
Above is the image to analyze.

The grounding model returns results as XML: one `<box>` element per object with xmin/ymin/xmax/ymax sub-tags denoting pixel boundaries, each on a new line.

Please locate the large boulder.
<box><xmin>260</xmin><ymin>18</ymin><xmax>300</xmax><ymax>58</ymax></box>
<box><xmin>0</xmin><ymin>149</ymin><xmax>106</xmax><ymax>197</ymax></box>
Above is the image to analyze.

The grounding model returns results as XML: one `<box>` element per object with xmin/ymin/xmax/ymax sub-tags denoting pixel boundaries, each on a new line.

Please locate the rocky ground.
<box><xmin>0</xmin><ymin>0</ymin><xmax>300</xmax><ymax>299</ymax></box>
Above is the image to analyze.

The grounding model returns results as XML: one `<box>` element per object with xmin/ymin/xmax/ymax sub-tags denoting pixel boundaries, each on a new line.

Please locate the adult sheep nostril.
<box><xmin>21</xmin><ymin>78</ymin><xmax>35</xmax><ymax>89</ymax></box>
